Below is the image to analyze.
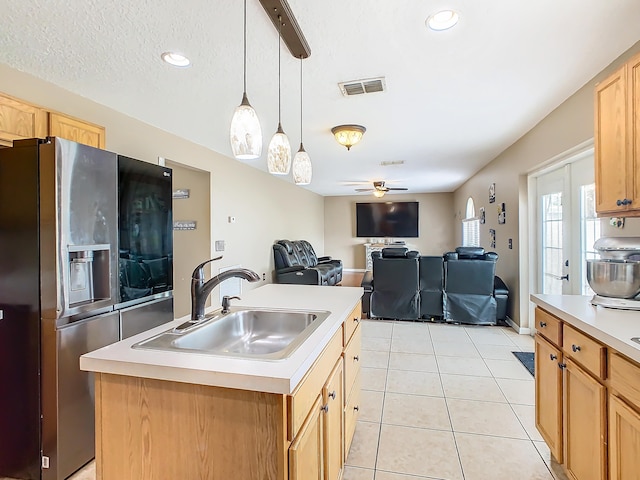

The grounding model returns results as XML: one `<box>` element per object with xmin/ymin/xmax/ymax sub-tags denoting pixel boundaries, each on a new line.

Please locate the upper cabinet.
<box><xmin>49</xmin><ymin>112</ymin><xmax>105</xmax><ymax>149</ymax></box>
<box><xmin>0</xmin><ymin>93</ymin><xmax>47</xmax><ymax>147</ymax></box>
<box><xmin>0</xmin><ymin>92</ymin><xmax>105</xmax><ymax>149</ymax></box>
<box><xmin>595</xmin><ymin>51</ymin><xmax>640</xmax><ymax>216</ymax></box>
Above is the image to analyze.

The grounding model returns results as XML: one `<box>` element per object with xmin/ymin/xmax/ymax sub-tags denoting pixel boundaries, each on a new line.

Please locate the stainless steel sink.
<box><xmin>132</xmin><ymin>307</ymin><xmax>331</xmax><ymax>360</ymax></box>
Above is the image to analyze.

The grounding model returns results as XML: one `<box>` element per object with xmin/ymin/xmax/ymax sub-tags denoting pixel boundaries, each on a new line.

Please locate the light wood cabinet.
<box><xmin>534</xmin><ymin>307</ymin><xmax>607</xmax><ymax>480</ymax></box>
<box><xmin>49</xmin><ymin>112</ymin><xmax>105</xmax><ymax>149</ymax></box>
<box><xmin>608</xmin><ymin>394</ymin><xmax>640</xmax><ymax>480</ymax></box>
<box><xmin>0</xmin><ymin>91</ymin><xmax>105</xmax><ymax>149</ymax></box>
<box><xmin>535</xmin><ymin>334</ymin><xmax>563</xmax><ymax>462</ymax></box>
<box><xmin>290</xmin><ymin>395</ymin><xmax>323</xmax><ymax>480</ymax></box>
<box><xmin>0</xmin><ymin>93</ymin><xmax>47</xmax><ymax>147</ymax></box>
<box><xmin>594</xmin><ymin>51</ymin><xmax>640</xmax><ymax>216</ymax></box>
<box><xmin>563</xmin><ymin>358</ymin><xmax>607</xmax><ymax>480</ymax></box>
<box><xmin>322</xmin><ymin>360</ymin><xmax>344</xmax><ymax>480</ymax></box>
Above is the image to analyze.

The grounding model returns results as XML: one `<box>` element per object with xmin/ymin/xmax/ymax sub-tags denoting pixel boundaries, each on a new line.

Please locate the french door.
<box><xmin>536</xmin><ymin>155</ymin><xmax>600</xmax><ymax>295</ymax></box>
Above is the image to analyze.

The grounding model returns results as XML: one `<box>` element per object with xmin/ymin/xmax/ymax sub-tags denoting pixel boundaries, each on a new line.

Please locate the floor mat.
<box><xmin>512</xmin><ymin>351</ymin><xmax>535</xmax><ymax>377</ymax></box>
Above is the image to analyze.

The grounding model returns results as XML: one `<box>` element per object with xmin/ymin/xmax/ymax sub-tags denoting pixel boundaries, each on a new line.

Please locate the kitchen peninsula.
<box><xmin>530</xmin><ymin>294</ymin><xmax>640</xmax><ymax>480</ymax></box>
<box><xmin>81</xmin><ymin>284</ymin><xmax>363</xmax><ymax>480</ymax></box>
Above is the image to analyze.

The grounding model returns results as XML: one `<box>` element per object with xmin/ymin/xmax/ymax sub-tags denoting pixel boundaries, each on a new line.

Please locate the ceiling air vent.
<box><xmin>338</xmin><ymin>77</ymin><xmax>386</xmax><ymax>97</ymax></box>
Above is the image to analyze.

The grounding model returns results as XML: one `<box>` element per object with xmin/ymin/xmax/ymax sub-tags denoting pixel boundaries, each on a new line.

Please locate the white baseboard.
<box><xmin>343</xmin><ymin>268</ymin><xmax>367</xmax><ymax>273</ymax></box>
<box><xmin>505</xmin><ymin>316</ymin><xmax>531</xmax><ymax>335</ymax></box>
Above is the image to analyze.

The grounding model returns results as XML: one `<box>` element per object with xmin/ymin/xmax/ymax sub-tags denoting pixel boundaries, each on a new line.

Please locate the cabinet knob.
<box><xmin>571</xmin><ymin>344</ymin><xmax>581</xmax><ymax>352</ymax></box>
<box><xmin>617</xmin><ymin>199</ymin><xmax>623</xmax><ymax>206</ymax></box>
<box><xmin>625</xmin><ymin>198</ymin><xmax>633</xmax><ymax>206</ymax></box>
<box><xmin>539</xmin><ymin>321</ymin><xmax>547</xmax><ymax>328</ymax></box>
<box><xmin>321</xmin><ymin>404</ymin><xmax>329</xmax><ymax>413</ymax></box>
<box><xmin>558</xmin><ymin>363</ymin><xmax>567</xmax><ymax>369</ymax></box>
<box><xmin>328</xmin><ymin>390</ymin><xmax>336</xmax><ymax>400</ymax></box>
<box><xmin>353</xmin><ymin>355</ymin><xmax>359</xmax><ymax>362</ymax></box>
<box><xmin>550</xmin><ymin>354</ymin><xmax>557</xmax><ymax>361</ymax></box>
<box><xmin>353</xmin><ymin>317</ymin><xmax>360</xmax><ymax>323</ymax></box>
<box><xmin>353</xmin><ymin>406</ymin><xmax>359</xmax><ymax>412</ymax></box>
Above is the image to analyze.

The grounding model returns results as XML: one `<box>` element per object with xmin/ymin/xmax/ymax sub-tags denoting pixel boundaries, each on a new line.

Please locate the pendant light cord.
<box><xmin>278</xmin><ymin>15</ymin><xmax>282</xmax><ymax>124</ymax></box>
<box><xmin>299</xmin><ymin>56</ymin><xmax>303</xmax><ymax>142</ymax></box>
<box><xmin>243</xmin><ymin>0</ymin><xmax>247</xmax><ymax>93</ymax></box>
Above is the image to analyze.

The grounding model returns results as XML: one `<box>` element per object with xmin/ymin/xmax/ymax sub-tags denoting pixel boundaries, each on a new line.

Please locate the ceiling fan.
<box><xmin>355</xmin><ymin>181</ymin><xmax>408</xmax><ymax>197</ymax></box>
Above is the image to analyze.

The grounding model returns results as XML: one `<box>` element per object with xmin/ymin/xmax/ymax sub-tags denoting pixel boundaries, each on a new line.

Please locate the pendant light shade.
<box><xmin>267</xmin><ymin>15</ymin><xmax>291</xmax><ymax>175</ymax></box>
<box><xmin>230</xmin><ymin>0</ymin><xmax>262</xmax><ymax>160</ymax></box>
<box><xmin>292</xmin><ymin>57</ymin><xmax>312</xmax><ymax>185</ymax></box>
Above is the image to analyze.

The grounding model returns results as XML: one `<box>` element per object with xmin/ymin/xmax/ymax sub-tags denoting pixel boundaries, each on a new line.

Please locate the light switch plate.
<box><xmin>215</xmin><ymin>240</ymin><xmax>225</xmax><ymax>252</ymax></box>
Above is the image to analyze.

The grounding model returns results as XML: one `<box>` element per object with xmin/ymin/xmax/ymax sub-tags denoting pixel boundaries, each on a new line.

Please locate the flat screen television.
<box><xmin>356</xmin><ymin>201</ymin><xmax>419</xmax><ymax>238</ymax></box>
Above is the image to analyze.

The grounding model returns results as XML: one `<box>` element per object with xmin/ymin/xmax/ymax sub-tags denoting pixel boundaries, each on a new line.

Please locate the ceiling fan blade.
<box><xmin>355</xmin><ymin>188</ymin><xmax>374</xmax><ymax>192</ymax></box>
<box><xmin>387</xmin><ymin>187</ymin><xmax>408</xmax><ymax>191</ymax></box>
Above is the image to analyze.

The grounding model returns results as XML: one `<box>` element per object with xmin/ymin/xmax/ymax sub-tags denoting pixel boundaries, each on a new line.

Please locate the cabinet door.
<box><xmin>290</xmin><ymin>395</ymin><xmax>323</xmax><ymax>480</ymax></box>
<box><xmin>564</xmin><ymin>358</ymin><xmax>607</xmax><ymax>480</ymax></box>
<box><xmin>630</xmin><ymin>52</ymin><xmax>640</xmax><ymax>210</ymax></box>
<box><xmin>594</xmin><ymin>65</ymin><xmax>629</xmax><ymax>214</ymax></box>
<box><xmin>49</xmin><ymin>112</ymin><xmax>106</xmax><ymax>149</ymax></box>
<box><xmin>609</xmin><ymin>394</ymin><xmax>640</xmax><ymax>480</ymax></box>
<box><xmin>323</xmin><ymin>360</ymin><xmax>344</xmax><ymax>480</ymax></box>
<box><xmin>535</xmin><ymin>334</ymin><xmax>563</xmax><ymax>462</ymax></box>
<box><xmin>0</xmin><ymin>93</ymin><xmax>47</xmax><ymax>146</ymax></box>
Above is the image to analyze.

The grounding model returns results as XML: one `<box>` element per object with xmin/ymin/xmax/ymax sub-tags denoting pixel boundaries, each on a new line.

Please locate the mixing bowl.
<box><xmin>586</xmin><ymin>259</ymin><xmax>640</xmax><ymax>298</ymax></box>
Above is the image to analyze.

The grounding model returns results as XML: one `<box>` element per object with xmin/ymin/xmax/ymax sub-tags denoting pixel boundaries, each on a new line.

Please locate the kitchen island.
<box><xmin>530</xmin><ymin>294</ymin><xmax>640</xmax><ymax>480</ymax></box>
<box><xmin>81</xmin><ymin>284</ymin><xmax>364</xmax><ymax>480</ymax></box>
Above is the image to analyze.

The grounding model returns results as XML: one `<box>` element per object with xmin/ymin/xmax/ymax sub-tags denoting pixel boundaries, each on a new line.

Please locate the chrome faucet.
<box><xmin>190</xmin><ymin>257</ymin><xmax>260</xmax><ymax>320</ymax></box>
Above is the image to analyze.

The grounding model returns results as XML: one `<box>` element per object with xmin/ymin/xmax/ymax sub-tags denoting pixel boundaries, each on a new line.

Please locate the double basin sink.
<box><xmin>133</xmin><ymin>307</ymin><xmax>331</xmax><ymax>361</ymax></box>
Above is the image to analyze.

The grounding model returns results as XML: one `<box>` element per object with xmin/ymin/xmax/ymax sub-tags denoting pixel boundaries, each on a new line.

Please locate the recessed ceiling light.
<box><xmin>426</xmin><ymin>10</ymin><xmax>459</xmax><ymax>31</ymax></box>
<box><xmin>161</xmin><ymin>51</ymin><xmax>191</xmax><ymax>68</ymax></box>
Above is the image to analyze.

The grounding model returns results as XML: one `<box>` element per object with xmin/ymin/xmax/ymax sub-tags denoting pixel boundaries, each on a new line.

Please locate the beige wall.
<box><xmin>453</xmin><ymin>40</ymin><xmax>640</xmax><ymax>328</ymax></box>
<box><xmin>324</xmin><ymin>193</ymin><xmax>456</xmax><ymax>269</ymax></box>
<box><xmin>0</xmin><ymin>64</ymin><xmax>325</xmax><ymax>310</ymax></box>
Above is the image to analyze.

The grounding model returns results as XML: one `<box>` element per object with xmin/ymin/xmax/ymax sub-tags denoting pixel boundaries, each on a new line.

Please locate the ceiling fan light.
<box><xmin>373</xmin><ymin>190</ymin><xmax>386</xmax><ymax>198</ymax></box>
<box><xmin>230</xmin><ymin>93</ymin><xmax>262</xmax><ymax>160</ymax></box>
<box><xmin>292</xmin><ymin>144</ymin><xmax>312</xmax><ymax>185</ymax></box>
<box><xmin>267</xmin><ymin>124</ymin><xmax>292</xmax><ymax>175</ymax></box>
<box><xmin>331</xmin><ymin>124</ymin><xmax>366</xmax><ymax>150</ymax></box>
<box><xmin>426</xmin><ymin>10</ymin><xmax>459</xmax><ymax>31</ymax></box>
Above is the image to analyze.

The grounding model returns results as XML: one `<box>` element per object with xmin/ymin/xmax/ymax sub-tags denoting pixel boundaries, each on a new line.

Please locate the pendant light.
<box><xmin>292</xmin><ymin>56</ymin><xmax>312</xmax><ymax>185</ymax></box>
<box><xmin>229</xmin><ymin>0</ymin><xmax>262</xmax><ymax>160</ymax></box>
<box><xmin>267</xmin><ymin>15</ymin><xmax>292</xmax><ymax>175</ymax></box>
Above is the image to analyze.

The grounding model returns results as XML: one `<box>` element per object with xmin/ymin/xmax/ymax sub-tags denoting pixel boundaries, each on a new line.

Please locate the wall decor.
<box><xmin>173</xmin><ymin>220</ymin><xmax>197</xmax><ymax>230</ymax></box>
<box><xmin>489</xmin><ymin>228</ymin><xmax>496</xmax><ymax>248</ymax></box>
<box><xmin>172</xmin><ymin>188</ymin><xmax>190</xmax><ymax>199</ymax></box>
<box><xmin>489</xmin><ymin>183</ymin><xmax>496</xmax><ymax>203</ymax></box>
<box><xmin>479</xmin><ymin>207</ymin><xmax>485</xmax><ymax>224</ymax></box>
<box><xmin>498</xmin><ymin>202</ymin><xmax>506</xmax><ymax>224</ymax></box>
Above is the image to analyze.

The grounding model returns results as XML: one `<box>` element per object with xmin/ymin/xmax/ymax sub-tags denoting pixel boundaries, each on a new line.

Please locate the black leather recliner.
<box><xmin>272</xmin><ymin>240</ymin><xmax>343</xmax><ymax>286</ymax></box>
<box><xmin>419</xmin><ymin>256</ymin><xmax>444</xmax><ymax>320</ymax></box>
<box><xmin>370</xmin><ymin>248</ymin><xmax>420</xmax><ymax>320</ymax></box>
<box><xmin>443</xmin><ymin>246</ymin><xmax>505</xmax><ymax>325</ymax></box>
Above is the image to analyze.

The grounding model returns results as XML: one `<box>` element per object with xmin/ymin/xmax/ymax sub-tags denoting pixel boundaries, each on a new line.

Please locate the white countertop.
<box><xmin>80</xmin><ymin>284</ymin><xmax>363</xmax><ymax>394</ymax></box>
<box><xmin>530</xmin><ymin>294</ymin><xmax>640</xmax><ymax>363</ymax></box>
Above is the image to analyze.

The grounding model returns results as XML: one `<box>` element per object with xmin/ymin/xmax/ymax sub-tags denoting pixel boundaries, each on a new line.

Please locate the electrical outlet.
<box><xmin>262</xmin><ymin>273</ymin><xmax>266</xmax><ymax>281</ymax></box>
<box><xmin>508</xmin><ymin>238</ymin><xmax>513</xmax><ymax>249</ymax></box>
<box><xmin>228</xmin><ymin>216</ymin><xmax>236</xmax><ymax>223</ymax></box>
<box><xmin>215</xmin><ymin>240</ymin><xmax>225</xmax><ymax>252</ymax></box>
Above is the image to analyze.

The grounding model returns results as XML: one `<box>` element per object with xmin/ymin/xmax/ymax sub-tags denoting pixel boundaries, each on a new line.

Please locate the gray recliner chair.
<box><xmin>443</xmin><ymin>246</ymin><xmax>504</xmax><ymax>325</ymax></box>
<box><xmin>370</xmin><ymin>248</ymin><xmax>420</xmax><ymax>320</ymax></box>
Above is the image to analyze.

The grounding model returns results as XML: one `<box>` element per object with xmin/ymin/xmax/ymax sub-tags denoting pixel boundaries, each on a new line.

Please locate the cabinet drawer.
<box><xmin>344</xmin><ymin>371</ymin><xmax>361</xmax><ymax>460</ymax></box>
<box><xmin>343</xmin><ymin>324</ymin><xmax>362</xmax><ymax>398</ymax></box>
<box><xmin>609</xmin><ymin>352</ymin><xmax>640</xmax><ymax>409</ymax></box>
<box><xmin>288</xmin><ymin>326</ymin><xmax>344</xmax><ymax>440</ymax></box>
<box><xmin>535</xmin><ymin>308</ymin><xmax>562</xmax><ymax>346</ymax></box>
<box><xmin>562</xmin><ymin>325</ymin><xmax>606</xmax><ymax>380</ymax></box>
<box><xmin>343</xmin><ymin>301</ymin><xmax>362</xmax><ymax>347</ymax></box>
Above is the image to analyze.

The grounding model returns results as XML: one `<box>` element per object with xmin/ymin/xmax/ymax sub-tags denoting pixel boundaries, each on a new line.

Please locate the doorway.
<box><xmin>534</xmin><ymin>153</ymin><xmax>600</xmax><ymax>296</ymax></box>
<box><xmin>165</xmin><ymin>160</ymin><xmax>211</xmax><ymax>318</ymax></box>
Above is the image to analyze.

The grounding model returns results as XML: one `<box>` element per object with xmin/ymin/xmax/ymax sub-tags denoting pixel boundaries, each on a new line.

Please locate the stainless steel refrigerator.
<box><xmin>0</xmin><ymin>138</ymin><xmax>120</xmax><ymax>480</ymax></box>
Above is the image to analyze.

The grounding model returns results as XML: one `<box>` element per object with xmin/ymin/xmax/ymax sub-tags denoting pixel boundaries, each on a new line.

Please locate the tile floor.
<box><xmin>2</xmin><ymin>321</ymin><xmax>570</xmax><ymax>480</ymax></box>
<box><xmin>344</xmin><ymin>319</ymin><xmax>570</xmax><ymax>480</ymax></box>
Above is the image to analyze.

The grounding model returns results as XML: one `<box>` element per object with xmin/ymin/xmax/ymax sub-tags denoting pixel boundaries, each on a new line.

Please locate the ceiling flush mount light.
<box><xmin>230</xmin><ymin>0</ymin><xmax>262</xmax><ymax>160</ymax></box>
<box><xmin>161</xmin><ymin>51</ymin><xmax>191</xmax><ymax>68</ymax></box>
<box><xmin>292</xmin><ymin>57</ymin><xmax>312</xmax><ymax>185</ymax></box>
<box><xmin>373</xmin><ymin>190</ymin><xmax>385</xmax><ymax>198</ymax></box>
<box><xmin>267</xmin><ymin>15</ymin><xmax>292</xmax><ymax>175</ymax></box>
<box><xmin>426</xmin><ymin>10</ymin><xmax>459</xmax><ymax>31</ymax></box>
<box><xmin>331</xmin><ymin>124</ymin><xmax>366</xmax><ymax>151</ymax></box>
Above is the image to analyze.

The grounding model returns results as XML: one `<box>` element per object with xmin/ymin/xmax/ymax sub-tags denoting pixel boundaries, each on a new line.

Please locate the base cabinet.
<box><xmin>535</xmin><ymin>334</ymin><xmax>563</xmax><ymax>462</ymax></box>
<box><xmin>608</xmin><ymin>394</ymin><xmax>640</xmax><ymax>480</ymax></box>
<box><xmin>323</xmin><ymin>360</ymin><xmax>344</xmax><ymax>480</ymax></box>
<box><xmin>564</xmin><ymin>358</ymin><xmax>607</xmax><ymax>480</ymax></box>
<box><xmin>290</xmin><ymin>396</ymin><xmax>323</xmax><ymax>480</ymax></box>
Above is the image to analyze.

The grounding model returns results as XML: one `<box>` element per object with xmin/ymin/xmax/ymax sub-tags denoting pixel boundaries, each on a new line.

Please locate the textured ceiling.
<box><xmin>1</xmin><ymin>0</ymin><xmax>640</xmax><ymax>196</ymax></box>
